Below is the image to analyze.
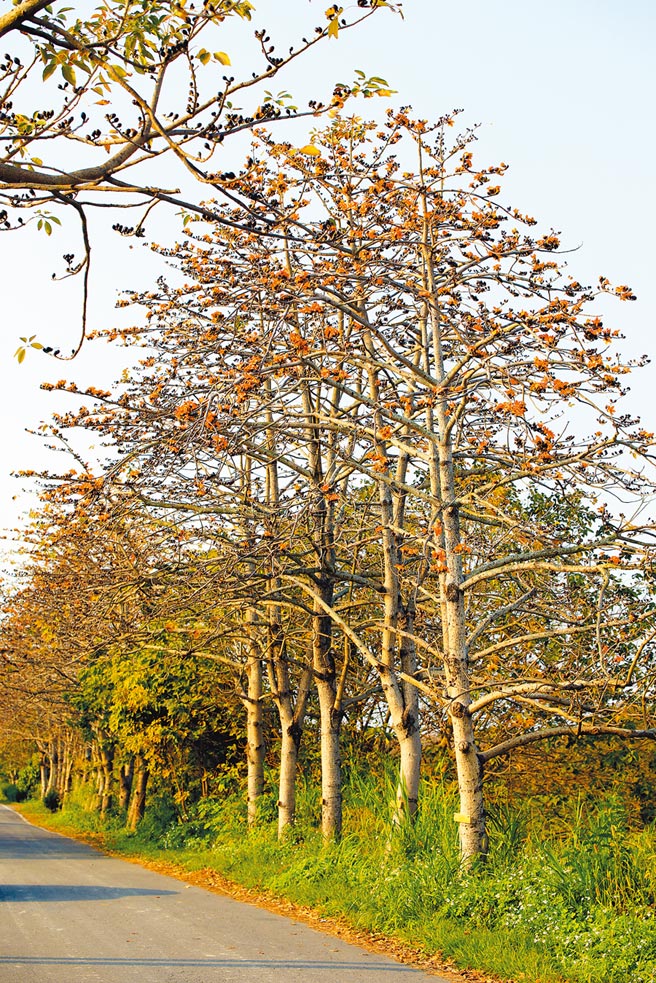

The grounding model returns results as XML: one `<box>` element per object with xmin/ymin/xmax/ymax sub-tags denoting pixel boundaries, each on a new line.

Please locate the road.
<box><xmin>0</xmin><ymin>805</ymin><xmax>449</xmax><ymax>983</ymax></box>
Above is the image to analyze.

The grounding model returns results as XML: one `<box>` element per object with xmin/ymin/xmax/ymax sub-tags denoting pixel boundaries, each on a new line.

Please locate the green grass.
<box><xmin>13</xmin><ymin>775</ymin><xmax>656</xmax><ymax>983</ymax></box>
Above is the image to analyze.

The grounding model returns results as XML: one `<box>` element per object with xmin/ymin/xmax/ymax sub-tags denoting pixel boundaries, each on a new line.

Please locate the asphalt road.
<box><xmin>0</xmin><ymin>804</ymin><xmax>448</xmax><ymax>983</ymax></box>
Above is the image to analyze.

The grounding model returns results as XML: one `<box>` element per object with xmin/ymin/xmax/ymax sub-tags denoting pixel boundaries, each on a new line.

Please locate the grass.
<box><xmin>9</xmin><ymin>773</ymin><xmax>656</xmax><ymax>983</ymax></box>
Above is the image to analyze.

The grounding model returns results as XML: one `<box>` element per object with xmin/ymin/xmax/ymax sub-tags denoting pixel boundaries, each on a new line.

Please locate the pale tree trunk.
<box><xmin>261</xmin><ymin>402</ymin><xmax>312</xmax><ymax>839</ymax></box>
<box><xmin>364</xmin><ymin>328</ymin><xmax>422</xmax><ymax>825</ymax></box>
<box><xmin>61</xmin><ymin>734</ymin><xmax>75</xmax><ymax>800</ymax></box>
<box><xmin>238</xmin><ymin>459</ymin><xmax>266</xmax><ymax>827</ymax></box>
<box><xmin>45</xmin><ymin>737</ymin><xmax>60</xmax><ymax>797</ymax></box>
<box><xmin>243</xmin><ymin>602</ymin><xmax>265</xmax><ymax>827</ymax></box>
<box><xmin>378</xmin><ymin>516</ymin><xmax>422</xmax><ymax>825</ymax></box>
<box><xmin>427</xmin><ymin>276</ymin><xmax>487</xmax><ymax>861</ymax></box>
<box><xmin>441</xmin><ymin>529</ymin><xmax>486</xmax><ymax>861</ymax></box>
<box><xmin>277</xmin><ymin>712</ymin><xmax>302</xmax><ymax>833</ymax></box>
<box><xmin>94</xmin><ymin>760</ymin><xmax>104</xmax><ymax>812</ymax></box>
<box><xmin>268</xmin><ymin>618</ymin><xmax>312</xmax><ymax>839</ymax></box>
<box><xmin>301</xmin><ymin>372</ymin><xmax>343</xmax><ymax>841</ymax></box>
<box><xmin>127</xmin><ymin>754</ymin><xmax>148</xmax><ymax>831</ymax></box>
<box><xmin>99</xmin><ymin>745</ymin><xmax>114</xmax><ymax>816</ymax></box>
<box><xmin>314</xmin><ymin>592</ymin><xmax>342</xmax><ymax>840</ymax></box>
<box><xmin>118</xmin><ymin>758</ymin><xmax>134</xmax><ymax>812</ymax></box>
<box><xmin>395</xmin><ymin>600</ymin><xmax>422</xmax><ymax>821</ymax></box>
<box><xmin>245</xmin><ymin>638</ymin><xmax>264</xmax><ymax>827</ymax></box>
<box><xmin>39</xmin><ymin>753</ymin><xmax>48</xmax><ymax>799</ymax></box>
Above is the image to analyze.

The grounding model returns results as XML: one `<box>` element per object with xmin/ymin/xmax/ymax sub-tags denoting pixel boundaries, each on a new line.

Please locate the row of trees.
<box><xmin>2</xmin><ymin>113</ymin><xmax>656</xmax><ymax>861</ymax></box>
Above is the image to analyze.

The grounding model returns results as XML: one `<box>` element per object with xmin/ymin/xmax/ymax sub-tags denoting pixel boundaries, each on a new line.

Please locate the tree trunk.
<box><xmin>300</xmin><ymin>373</ymin><xmax>343</xmax><ymax>841</ymax></box>
<box><xmin>314</xmin><ymin>593</ymin><xmax>342</xmax><ymax>841</ymax></box>
<box><xmin>277</xmin><ymin>718</ymin><xmax>301</xmax><ymax>836</ymax></box>
<box><xmin>45</xmin><ymin>738</ymin><xmax>60</xmax><ymax>797</ymax></box>
<box><xmin>318</xmin><ymin>698</ymin><xmax>342</xmax><ymax>840</ymax></box>
<box><xmin>419</xmin><ymin>264</ymin><xmax>488</xmax><ymax>863</ymax></box>
<box><xmin>99</xmin><ymin>745</ymin><xmax>114</xmax><ymax>816</ymax></box>
<box><xmin>118</xmin><ymin>758</ymin><xmax>134</xmax><ymax>811</ymax></box>
<box><xmin>393</xmin><ymin>601</ymin><xmax>421</xmax><ymax>823</ymax></box>
<box><xmin>61</xmin><ymin>742</ymin><xmax>74</xmax><ymax>799</ymax></box>
<box><xmin>127</xmin><ymin>755</ymin><xmax>148</xmax><ymax>831</ymax></box>
<box><xmin>267</xmin><ymin>612</ymin><xmax>311</xmax><ymax>839</ymax></box>
<box><xmin>450</xmin><ymin>703</ymin><xmax>487</xmax><ymax>860</ymax></box>
<box><xmin>435</xmin><ymin>393</ymin><xmax>487</xmax><ymax>861</ymax></box>
<box><xmin>38</xmin><ymin>748</ymin><xmax>48</xmax><ymax>799</ymax></box>
<box><xmin>244</xmin><ymin>613</ymin><xmax>264</xmax><ymax>827</ymax></box>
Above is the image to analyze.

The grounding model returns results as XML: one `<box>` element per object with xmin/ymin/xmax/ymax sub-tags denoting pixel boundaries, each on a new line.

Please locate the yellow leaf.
<box><xmin>214</xmin><ymin>51</ymin><xmax>231</xmax><ymax>66</ymax></box>
<box><xmin>299</xmin><ymin>145</ymin><xmax>321</xmax><ymax>157</ymax></box>
<box><xmin>15</xmin><ymin>348</ymin><xmax>25</xmax><ymax>364</ymax></box>
<box><xmin>327</xmin><ymin>17</ymin><xmax>339</xmax><ymax>38</ymax></box>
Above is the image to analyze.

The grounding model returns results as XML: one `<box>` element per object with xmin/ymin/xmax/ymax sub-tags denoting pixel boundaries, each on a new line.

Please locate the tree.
<box><xmin>0</xmin><ymin>0</ymin><xmax>398</xmax><ymax>357</ymax></box>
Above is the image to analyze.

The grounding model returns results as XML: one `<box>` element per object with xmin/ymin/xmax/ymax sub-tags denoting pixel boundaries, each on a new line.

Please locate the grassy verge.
<box><xmin>10</xmin><ymin>778</ymin><xmax>656</xmax><ymax>983</ymax></box>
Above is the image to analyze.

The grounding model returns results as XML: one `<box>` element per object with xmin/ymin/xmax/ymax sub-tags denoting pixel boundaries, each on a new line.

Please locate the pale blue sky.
<box><xmin>1</xmin><ymin>0</ymin><xmax>654</xmax><ymax>557</ymax></box>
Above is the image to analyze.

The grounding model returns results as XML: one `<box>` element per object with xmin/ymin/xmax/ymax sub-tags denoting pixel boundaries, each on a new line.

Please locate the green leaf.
<box><xmin>197</xmin><ymin>49</ymin><xmax>211</xmax><ymax>65</ymax></box>
<box><xmin>233</xmin><ymin>1</ymin><xmax>253</xmax><ymax>19</ymax></box>
<box><xmin>42</xmin><ymin>60</ymin><xmax>57</xmax><ymax>81</ymax></box>
<box><xmin>61</xmin><ymin>63</ymin><xmax>76</xmax><ymax>86</ymax></box>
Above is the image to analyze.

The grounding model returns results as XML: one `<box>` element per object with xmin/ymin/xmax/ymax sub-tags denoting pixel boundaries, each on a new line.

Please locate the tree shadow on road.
<box><xmin>0</xmin><ymin>884</ymin><xmax>179</xmax><ymax>902</ymax></box>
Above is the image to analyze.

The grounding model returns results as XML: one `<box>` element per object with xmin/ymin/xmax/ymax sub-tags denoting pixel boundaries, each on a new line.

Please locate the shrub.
<box><xmin>43</xmin><ymin>789</ymin><xmax>61</xmax><ymax>812</ymax></box>
<box><xmin>16</xmin><ymin>760</ymin><xmax>39</xmax><ymax>800</ymax></box>
<box><xmin>1</xmin><ymin>782</ymin><xmax>19</xmax><ymax>802</ymax></box>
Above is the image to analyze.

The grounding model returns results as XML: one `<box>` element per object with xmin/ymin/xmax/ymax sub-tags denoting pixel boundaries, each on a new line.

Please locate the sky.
<box><xmin>1</xmin><ymin>0</ymin><xmax>655</xmax><ymax>563</ymax></box>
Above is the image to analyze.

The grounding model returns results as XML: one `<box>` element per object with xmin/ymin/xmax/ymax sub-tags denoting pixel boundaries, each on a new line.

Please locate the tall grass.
<box><xmin>16</xmin><ymin>770</ymin><xmax>656</xmax><ymax>983</ymax></box>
